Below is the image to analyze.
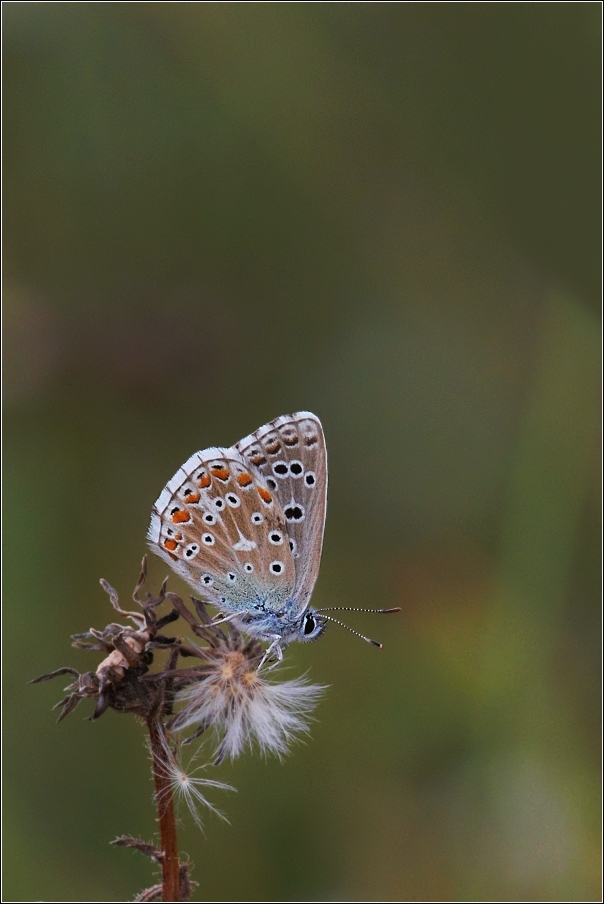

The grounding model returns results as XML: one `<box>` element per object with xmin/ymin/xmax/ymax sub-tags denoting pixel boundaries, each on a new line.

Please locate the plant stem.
<box><xmin>147</xmin><ymin>719</ymin><xmax>182</xmax><ymax>902</ymax></box>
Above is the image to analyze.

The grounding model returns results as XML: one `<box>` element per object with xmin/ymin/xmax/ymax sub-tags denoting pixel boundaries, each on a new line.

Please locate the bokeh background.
<box><xmin>3</xmin><ymin>4</ymin><xmax>601</xmax><ymax>902</ymax></box>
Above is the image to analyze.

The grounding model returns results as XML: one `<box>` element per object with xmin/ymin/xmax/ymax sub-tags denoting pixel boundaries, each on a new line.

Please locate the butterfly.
<box><xmin>148</xmin><ymin>412</ymin><xmax>329</xmax><ymax>665</ymax></box>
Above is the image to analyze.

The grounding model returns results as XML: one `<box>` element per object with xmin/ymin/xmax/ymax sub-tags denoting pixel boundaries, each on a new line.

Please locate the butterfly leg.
<box><xmin>209</xmin><ymin>611</ymin><xmax>245</xmax><ymax>628</ymax></box>
<box><xmin>257</xmin><ymin>637</ymin><xmax>284</xmax><ymax>671</ymax></box>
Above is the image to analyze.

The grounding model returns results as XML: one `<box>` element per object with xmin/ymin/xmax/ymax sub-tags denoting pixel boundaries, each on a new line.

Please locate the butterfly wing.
<box><xmin>148</xmin><ymin>446</ymin><xmax>296</xmax><ymax>615</ymax></box>
<box><xmin>236</xmin><ymin>411</ymin><xmax>327</xmax><ymax>615</ymax></box>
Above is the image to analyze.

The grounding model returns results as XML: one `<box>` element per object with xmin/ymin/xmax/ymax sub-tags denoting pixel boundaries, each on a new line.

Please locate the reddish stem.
<box><xmin>147</xmin><ymin>719</ymin><xmax>182</xmax><ymax>902</ymax></box>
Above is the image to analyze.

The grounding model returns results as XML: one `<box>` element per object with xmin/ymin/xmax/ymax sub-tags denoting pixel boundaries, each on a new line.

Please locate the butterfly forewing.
<box><xmin>148</xmin><ymin>446</ymin><xmax>295</xmax><ymax>613</ymax></box>
<box><xmin>236</xmin><ymin>412</ymin><xmax>327</xmax><ymax>614</ymax></box>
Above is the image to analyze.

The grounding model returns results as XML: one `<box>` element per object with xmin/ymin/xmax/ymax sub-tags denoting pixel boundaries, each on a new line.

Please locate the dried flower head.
<box><xmin>32</xmin><ymin>560</ymin><xmax>181</xmax><ymax>721</ymax></box>
<box><xmin>164</xmin><ymin>594</ymin><xmax>326</xmax><ymax>763</ymax></box>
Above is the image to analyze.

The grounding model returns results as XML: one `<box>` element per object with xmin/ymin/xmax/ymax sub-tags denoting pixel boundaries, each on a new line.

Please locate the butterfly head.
<box><xmin>235</xmin><ymin>605</ymin><xmax>326</xmax><ymax>646</ymax></box>
<box><xmin>225</xmin><ymin>605</ymin><xmax>326</xmax><ymax>670</ymax></box>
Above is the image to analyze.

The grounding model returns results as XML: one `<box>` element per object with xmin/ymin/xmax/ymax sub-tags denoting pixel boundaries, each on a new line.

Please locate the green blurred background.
<box><xmin>3</xmin><ymin>4</ymin><xmax>601</xmax><ymax>902</ymax></box>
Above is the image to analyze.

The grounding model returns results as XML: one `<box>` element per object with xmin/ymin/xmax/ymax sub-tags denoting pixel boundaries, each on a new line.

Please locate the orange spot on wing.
<box><xmin>185</xmin><ymin>491</ymin><xmax>201</xmax><ymax>503</ymax></box>
<box><xmin>211</xmin><ymin>467</ymin><xmax>230</xmax><ymax>481</ymax></box>
<box><xmin>258</xmin><ymin>487</ymin><xmax>272</xmax><ymax>503</ymax></box>
<box><xmin>198</xmin><ymin>475</ymin><xmax>211</xmax><ymax>488</ymax></box>
<box><xmin>164</xmin><ymin>539</ymin><xmax>178</xmax><ymax>551</ymax></box>
<box><xmin>237</xmin><ymin>473</ymin><xmax>253</xmax><ymax>487</ymax></box>
<box><xmin>171</xmin><ymin>510</ymin><xmax>191</xmax><ymax>523</ymax></box>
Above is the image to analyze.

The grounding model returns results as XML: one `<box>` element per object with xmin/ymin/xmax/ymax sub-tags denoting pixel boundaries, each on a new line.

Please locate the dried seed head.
<box><xmin>165</xmin><ymin>597</ymin><xmax>326</xmax><ymax>762</ymax></box>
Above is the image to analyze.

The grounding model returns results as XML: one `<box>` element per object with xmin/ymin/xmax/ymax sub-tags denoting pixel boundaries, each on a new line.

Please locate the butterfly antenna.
<box><xmin>315</xmin><ymin>607</ymin><xmax>401</xmax><ymax>648</ymax></box>
<box><xmin>316</xmin><ymin>607</ymin><xmax>401</xmax><ymax>614</ymax></box>
<box><xmin>319</xmin><ymin>614</ymin><xmax>384</xmax><ymax>648</ymax></box>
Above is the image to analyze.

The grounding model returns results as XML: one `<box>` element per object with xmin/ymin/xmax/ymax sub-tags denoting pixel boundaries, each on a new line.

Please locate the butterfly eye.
<box><xmin>269</xmin><ymin>531</ymin><xmax>283</xmax><ymax>546</ymax></box>
<box><xmin>272</xmin><ymin>462</ymin><xmax>289</xmax><ymax>478</ymax></box>
<box><xmin>202</xmin><ymin>533</ymin><xmax>215</xmax><ymax>546</ymax></box>
<box><xmin>266</xmin><ymin>478</ymin><xmax>277</xmax><ymax>491</ymax></box>
<box><xmin>225</xmin><ymin>493</ymin><xmax>241</xmax><ymax>507</ymax></box>
<box><xmin>226</xmin><ymin>572</ymin><xmax>237</xmax><ymax>583</ymax></box>
<box><xmin>289</xmin><ymin>461</ymin><xmax>303</xmax><ymax>477</ymax></box>
<box><xmin>300</xmin><ymin>610</ymin><xmax>325</xmax><ymax>641</ymax></box>
<box><xmin>303</xmin><ymin>613</ymin><xmax>316</xmax><ymax>635</ymax></box>
<box><xmin>251</xmin><ymin>512</ymin><xmax>264</xmax><ymax>525</ymax></box>
<box><xmin>269</xmin><ymin>561</ymin><xmax>284</xmax><ymax>575</ymax></box>
<box><xmin>184</xmin><ymin>544</ymin><xmax>199</xmax><ymax>559</ymax></box>
<box><xmin>304</xmin><ymin>471</ymin><xmax>316</xmax><ymax>487</ymax></box>
<box><xmin>201</xmin><ymin>574</ymin><xmax>214</xmax><ymax>586</ymax></box>
<box><xmin>244</xmin><ymin>563</ymin><xmax>254</xmax><ymax>573</ymax></box>
<box><xmin>203</xmin><ymin>512</ymin><xmax>217</xmax><ymax>525</ymax></box>
<box><xmin>213</xmin><ymin>498</ymin><xmax>225</xmax><ymax>510</ymax></box>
